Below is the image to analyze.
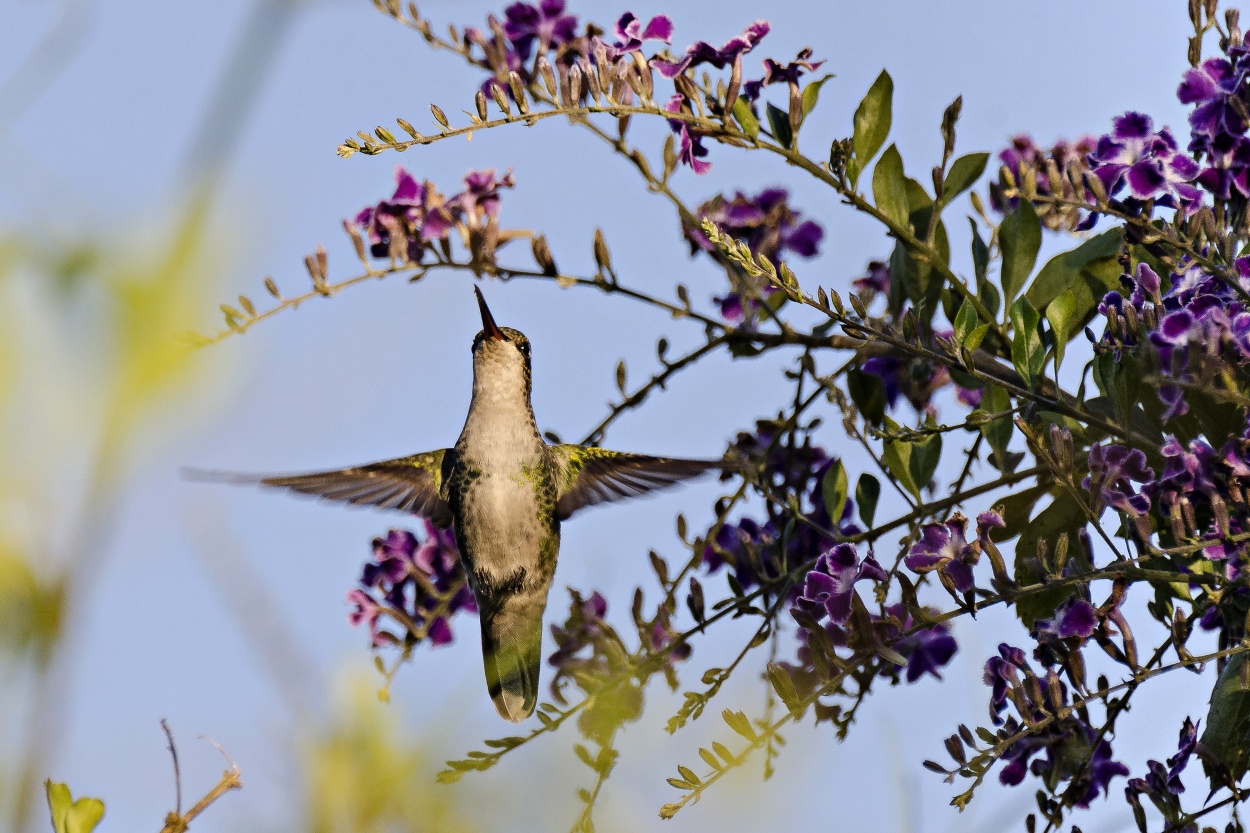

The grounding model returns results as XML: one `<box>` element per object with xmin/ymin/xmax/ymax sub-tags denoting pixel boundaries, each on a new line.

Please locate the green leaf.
<box><xmin>1015</xmin><ymin>492</ymin><xmax>1085</xmax><ymax>627</ymax></box>
<box><xmin>45</xmin><ymin>781</ymin><xmax>105</xmax><ymax>833</ymax></box>
<box><xmin>1008</xmin><ymin>297</ymin><xmax>1045</xmax><ymax>388</ymax></box>
<box><xmin>1025</xmin><ymin>229</ymin><xmax>1123</xmax><ymax>310</ymax></box>
<box><xmin>850</xmin><ymin>70</ymin><xmax>893</xmax><ymax>185</ymax></box>
<box><xmin>800</xmin><ymin>73</ymin><xmax>836</xmax><ymax>118</ymax></box>
<box><xmin>908</xmin><ymin>431</ymin><xmax>942</xmax><ymax>493</ymax></box>
<box><xmin>953</xmin><ymin>298</ymin><xmax>979</xmax><ymax>344</ymax></box>
<box><xmin>1094</xmin><ymin>350</ymin><xmax>1142</xmax><ymax>429</ymax></box>
<box><xmin>978</xmin><ymin>383</ymin><xmax>1013</xmax><ymax>471</ymax></box>
<box><xmin>821</xmin><ymin>460</ymin><xmax>849</xmax><ymax>527</ymax></box>
<box><xmin>872</xmin><ymin>144</ymin><xmax>909</xmax><ymax>228</ymax></box>
<box><xmin>766</xmin><ymin>102</ymin><xmax>793</xmax><ymax>149</ymax></box>
<box><xmin>1044</xmin><ymin>289</ymin><xmax>1078</xmax><ymax>372</ymax></box>
<box><xmin>969</xmin><ymin>219</ymin><xmax>989</xmax><ymax>287</ymax></box>
<box><xmin>1203</xmin><ymin>651</ymin><xmax>1250</xmax><ymax>781</ymax></box>
<box><xmin>942</xmin><ymin>152</ymin><xmax>990</xmax><ymax>204</ymax></box>
<box><xmin>856</xmin><ymin>473</ymin><xmax>881</xmax><ymax>527</ymax></box>
<box><xmin>731</xmin><ymin>97</ymin><xmax>760</xmax><ymax>139</ymax></box>
<box><xmin>881</xmin><ymin>417</ymin><xmax>921</xmax><ymax>499</ymax></box>
<box><xmin>848</xmin><ymin>367</ymin><xmax>886</xmax><ymax>427</ymax></box>
<box><xmin>999</xmin><ymin>199</ymin><xmax>1042</xmax><ymax>304</ymax></box>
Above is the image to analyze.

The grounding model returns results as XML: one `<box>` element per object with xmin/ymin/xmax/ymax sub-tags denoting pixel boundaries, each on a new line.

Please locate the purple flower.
<box><xmin>348</xmin><ymin>522</ymin><xmax>475</xmax><ymax>649</ymax></box>
<box><xmin>664</xmin><ymin>93</ymin><xmax>712</xmax><ymax>174</ymax></box>
<box><xmin>1082</xmin><ymin>443</ymin><xmax>1154</xmax><ymax>518</ymax></box>
<box><xmin>984</xmin><ymin>643</ymin><xmax>1129</xmax><ymax>805</ymax></box>
<box><xmin>1035</xmin><ymin>598</ymin><xmax>1099</xmax><ymax>640</ymax></box>
<box><xmin>791</xmin><ymin>544</ymin><xmax>886</xmax><ymax>627</ymax></box>
<box><xmin>1178</xmin><ymin>57</ymin><xmax>1248</xmax><ymax>139</ymax></box>
<box><xmin>609</xmin><ymin>12</ymin><xmax>672</xmax><ymax>55</ymax></box>
<box><xmin>905</xmin><ymin>513</ymin><xmax>977</xmax><ymax>594</ymax></box>
<box><xmin>651</xmin><ymin>19</ymin><xmax>770</xmax><ymax>78</ymax></box>
<box><xmin>759</xmin><ymin>47</ymin><xmax>824</xmax><ymax>87</ymax></box>
<box><xmin>502</xmin><ymin>0</ymin><xmax>579</xmax><ymax>56</ymax></box>
<box><xmin>884</xmin><ymin>606</ymin><xmax>958</xmax><ymax>682</ymax></box>
<box><xmin>1088</xmin><ymin>112</ymin><xmax>1202</xmax><ymax>211</ymax></box>
<box><xmin>860</xmin><ymin>353</ymin><xmax>951</xmax><ymax>416</ymax></box>
<box><xmin>852</xmin><ymin>260</ymin><xmax>890</xmax><ymax>303</ymax></box>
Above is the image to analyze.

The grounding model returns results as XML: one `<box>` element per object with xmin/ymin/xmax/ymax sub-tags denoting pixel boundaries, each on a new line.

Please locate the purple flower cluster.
<box><xmin>788</xmin><ymin>544</ymin><xmax>956</xmax><ymax>685</ymax></box>
<box><xmin>702</xmin><ymin>423</ymin><xmax>861</xmax><ymax>592</ymax></box>
<box><xmin>347</xmin><ymin>524</ymin><xmax>476</xmax><ymax>648</ymax></box>
<box><xmin>459</xmin><ymin>7</ymin><xmax>827</xmax><ymax>174</ymax></box>
<box><xmin>1096</xmin><ymin>258</ymin><xmax>1250</xmax><ymax>421</ymax></box>
<box><xmin>685</xmin><ymin>188</ymin><xmax>823</xmax><ymax>322</ymax></box>
<box><xmin>990</xmin><ymin>134</ymin><xmax>1096</xmax><ymax>232</ymax></box>
<box><xmin>1180</xmin><ymin>52</ymin><xmax>1250</xmax><ymax>201</ymax></box>
<box><xmin>354</xmin><ymin>166</ymin><xmax>515</xmax><ymax>264</ymax></box>
<box><xmin>1148</xmin><ymin>433</ymin><xmax>1250</xmax><ymax>576</ymax></box>
<box><xmin>983</xmin><ymin>644</ymin><xmax>1129</xmax><ymax>806</ymax></box>
<box><xmin>1087</xmin><ymin>113</ymin><xmax>1202</xmax><ymax>215</ymax></box>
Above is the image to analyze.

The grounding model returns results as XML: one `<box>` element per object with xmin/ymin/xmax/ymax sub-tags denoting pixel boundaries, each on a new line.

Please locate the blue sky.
<box><xmin>0</xmin><ymin>1</ymin><xmax>1205</xmax><ymax>831</ymax></box>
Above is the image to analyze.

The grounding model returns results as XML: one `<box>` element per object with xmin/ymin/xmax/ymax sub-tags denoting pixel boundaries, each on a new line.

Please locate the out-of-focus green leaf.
<box><xmin>45</xmin><ymin>781</ymin><xmax>105</xmax><ymax>833</ymax></box>
<box><xmin>999</xmin><ymin>199</ymin><xmax>1041</xmax><ymax>304</ymax></box>
<box><xmin>941</xmin><ymin>152</ymin><xmax>989</xmax><ymax>204</ymax></box>
<box><xmin>872</xmin><ymin>145</ymin><xmax>909</xmax><ymax>228</ymax></box>
<box><xmin>306</xmin><ymin>675</ymin><xmax>479</xmax><ymax>833</ymax></box>
<box><xmin>908</xmin><ymin>430</ymin><xmax>942</xmax><ymax>494</ymax></box>
<box><xmin>849</xmin><ymin>70</ymin><xmax>893</xmax><ymax>186</ymax></box>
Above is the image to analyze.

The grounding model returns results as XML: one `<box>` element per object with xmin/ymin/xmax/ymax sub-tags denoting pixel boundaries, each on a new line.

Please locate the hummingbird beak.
<box><xmin>475</xmin><ymin>285</ymin><xmax>507</xmax><ymax>341</ymax></box>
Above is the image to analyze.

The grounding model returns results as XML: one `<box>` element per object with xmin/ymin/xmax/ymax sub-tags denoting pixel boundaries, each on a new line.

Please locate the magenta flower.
<box><xmin>608</xmin><ymin>12</ymin><xmax>672</xmax><ymax>55</ymax></box>
<box><xmin>651</xmin><ymin>19</ymin><xmax>770</xmax><ymax>78</ymax></box>
<box><xmin>664</xmin><ymin>93</ymin><xmax>712</xmax><ymax>174</ymax></box>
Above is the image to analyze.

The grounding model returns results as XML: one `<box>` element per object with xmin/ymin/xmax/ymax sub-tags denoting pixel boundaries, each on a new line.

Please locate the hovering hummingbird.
<box><xmin>219</xmin><ymin>288</ymin><xmax>718</xmax><ymax>722</ymax></box>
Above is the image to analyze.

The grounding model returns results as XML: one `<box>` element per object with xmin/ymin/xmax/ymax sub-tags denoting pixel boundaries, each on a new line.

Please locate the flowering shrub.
<box><xmin>207</xmin><ymin>1</ymin><xmax>1250</xmax><ymax>830</ymax></box>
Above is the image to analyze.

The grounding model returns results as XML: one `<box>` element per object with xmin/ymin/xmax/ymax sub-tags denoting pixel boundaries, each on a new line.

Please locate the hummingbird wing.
<box><xmin>193</xmin><ymin>451</ymin><xmax>455</xmax><ymax>527</ymax></box>
<box><xmin>549</xmin><ymin>445</ymin><xmax>719</xmax><ymax>521</ymax></box>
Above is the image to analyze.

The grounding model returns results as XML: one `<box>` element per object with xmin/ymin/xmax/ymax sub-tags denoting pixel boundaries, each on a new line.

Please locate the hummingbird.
<box><xmin>223</xmin><ymin>288</ymin><xmax>718</xmax><ymax>722</ymax></box>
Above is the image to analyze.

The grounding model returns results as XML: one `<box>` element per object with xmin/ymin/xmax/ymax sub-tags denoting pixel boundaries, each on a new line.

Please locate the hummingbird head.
<box><xmin>471</xmin><ymin>286</ymin><xmax>532</xmax><ymax>399</ymax></box>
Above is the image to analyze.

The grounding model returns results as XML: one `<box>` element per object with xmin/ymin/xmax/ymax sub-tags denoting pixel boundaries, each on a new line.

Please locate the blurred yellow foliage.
<box><xmin>303</xmin><ymin>675</ymin><xmax>479</xmax><ymax>833</ymax></box>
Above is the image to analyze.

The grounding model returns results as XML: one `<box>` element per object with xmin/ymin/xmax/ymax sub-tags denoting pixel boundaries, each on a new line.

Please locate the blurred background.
<box><xmin>0</xmin><ymin>1</ymin><xmax>1204</xmax><ymax>831</ymax></box>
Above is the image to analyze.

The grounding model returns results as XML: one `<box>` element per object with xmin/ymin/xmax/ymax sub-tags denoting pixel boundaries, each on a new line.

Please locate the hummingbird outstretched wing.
<box><xmin>549</xmin><ymin>445</ymin><xmax>719</xmax><ymax>521</ymax></box>
<box><xmin>192</xmin><ymin>451</ymin><xmax>455</xmax><ymax>527</ymax></box>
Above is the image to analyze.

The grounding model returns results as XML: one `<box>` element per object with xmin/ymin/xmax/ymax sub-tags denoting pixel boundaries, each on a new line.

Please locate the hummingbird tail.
<box><xmin>480</xmin><ymin>591</ymin><xmax>547</xmax><ymax>723</ymax></box>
